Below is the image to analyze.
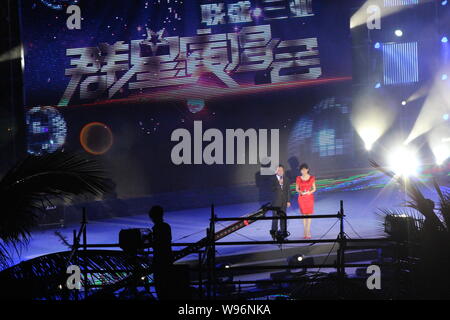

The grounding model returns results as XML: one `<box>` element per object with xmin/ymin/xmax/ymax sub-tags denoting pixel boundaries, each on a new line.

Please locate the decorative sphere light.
<box><xmin>252</xmin><ymin>7</ymin><xmax>262</xmax><ymax>17</ymax></box>
<box><xmin>388</xmin><ymin>146</ymin><xmax>420</xmax><ymax>177</ymax></box>
<box><xmin>395</xmin><ymin>29</ymin><xmax>403</xmax><ymax>37</ymax></box>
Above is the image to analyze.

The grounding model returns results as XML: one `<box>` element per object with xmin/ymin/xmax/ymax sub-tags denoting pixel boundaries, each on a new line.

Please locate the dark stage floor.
<box><xmin>12</xmin><ymin>183</ymin><xmax>441</xmax><ymax>267</ymax></box>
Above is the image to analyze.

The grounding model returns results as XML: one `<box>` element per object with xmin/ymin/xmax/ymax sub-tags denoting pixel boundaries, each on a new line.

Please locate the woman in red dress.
<box><xmin>295</xmin><ymin>163</ymin><xmax>316</xmax><ymax>239</ymax></box>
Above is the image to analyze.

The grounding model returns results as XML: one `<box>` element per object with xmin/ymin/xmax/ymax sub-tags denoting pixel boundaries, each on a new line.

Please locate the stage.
<box><xmin>15</xmin><ymin>182</ymin><xmax>439</xmax><ymax>267</ymax></box>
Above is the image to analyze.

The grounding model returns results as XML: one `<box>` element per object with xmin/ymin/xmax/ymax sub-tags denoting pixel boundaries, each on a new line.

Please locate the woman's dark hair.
<box><xmin>299</xmin><ymin>163</ymin><xmax>309</xmax><ymax>171</ymax></box>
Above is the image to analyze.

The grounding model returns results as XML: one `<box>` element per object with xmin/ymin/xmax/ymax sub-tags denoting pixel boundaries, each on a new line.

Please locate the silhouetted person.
<box><xmin>149</xmin><ymin>205</ymin><xmax>173</xmax><ymax>300</ymax></box>
<box><xmin>286</xmin><ymin>156</ymin><xmax>300</xmax><ymax>182</ymax></box>
<box><xmin>255</xmin><ymin>161</ymin><xmax>273</xmax><ymax>206</ymax></box>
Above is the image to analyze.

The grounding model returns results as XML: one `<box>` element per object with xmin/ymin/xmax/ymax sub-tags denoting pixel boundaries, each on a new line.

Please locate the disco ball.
<box><xmin>288</xmin><ymin>97</ymin><xmax>353</xmax><ymax>162</ymax></box>
<box><xmin>187</xmin><ymin>99</ymin><xmax>205</xmax><ymax>113</ymax></box>
<box><xmin>26</xmin><ymin>106</ymin><xmax>67</xmax><ymax>155</ymax></box>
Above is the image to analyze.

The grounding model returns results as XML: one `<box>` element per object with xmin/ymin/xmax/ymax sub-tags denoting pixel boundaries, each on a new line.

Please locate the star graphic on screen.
<box><xmin>141</xmin><ymin>27</ymin><xmax>168</xmax><ymax>47</ymax></box>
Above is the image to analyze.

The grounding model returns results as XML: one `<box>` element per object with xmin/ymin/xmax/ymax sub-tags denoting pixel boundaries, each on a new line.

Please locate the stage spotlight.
<box><xmin>444</xmin><ymin>114</ymin><xmax>449</xmax><ymax>121</ymax></box>
<box><xmin>375</xmin><ymin>83</ymin><xmax>381</xmax><ymax>89</ymax></box>
<box><xmin>433</xmin><ymin>144</ymin><xmax>449</xmax><ymax>165</ymax></box>
<box><xmin>395</xmin><ymin>29</ymin><xmax>403</xmax><ymax>37</ymax></box>
<box><xmin>442</xmin><ymin>36</ymin><xmax>448</xmax><ymax>43</ymax></box>
<box><xmin>406</xmin><ymin>69</ymin><xmax>450</xmax><ymax>144</ymax></box>
<box><xmin>374</xmin><ymin>42</ymin><xmax>381</xmax><ymax>49</ymax></box>
<box><xmin>296</xmin><ymin>255</ymin><xmax>304</xmax><ymax>262</ymax></box>
<box><xmin>442</xmin><ymin>0</ymin><xmax>448</xmax><ymax>5</ymax></box>
<box><xmin>442</xmin><ymin>74</ymin><xmax>448</xmax><ymax>81</ymax></box>
<box><xmin>352</xmin><ymin>90</ymin><xmax>396</xmax><ymax>153</ymax></box>
<box><xmin>359</xmin><ymin>127</ymin><xmax>381</xmax><ymax>151</ymax></box>
<box><xmin>401</xmin><ymin>100</ymin><xmax>407</xmax><ymax>106</ymax></box>
<box><xmin>0</xmin><ymin>45</ymin><xmax>22</xmax><ymax>63</ymax></box>
<box><xmin>388</xmin><ymin>146</ymin><xmax>420</xmax><ymax>177</ymax></box>
<box><xmin>216</xmin><ymin>262</ymin><xmax>232</xmax><ymax>269</ymax></box>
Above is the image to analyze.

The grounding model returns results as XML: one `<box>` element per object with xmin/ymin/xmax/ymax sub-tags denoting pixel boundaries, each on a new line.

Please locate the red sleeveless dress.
<box><xmin>296</xmin><ymin>175</ymin><xmax>315</xmax><ymax>215</ymax></box>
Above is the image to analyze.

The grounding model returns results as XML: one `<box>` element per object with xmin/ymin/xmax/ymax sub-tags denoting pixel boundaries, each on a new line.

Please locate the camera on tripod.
<box><xmin>119</xmin><ymin>228</ymin><xmax>153</xmax><ymax>254</ymax></box>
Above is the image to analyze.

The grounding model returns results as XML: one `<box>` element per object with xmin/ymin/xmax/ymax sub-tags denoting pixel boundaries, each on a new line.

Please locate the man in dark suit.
<box><xmin>270</xmin><ymin>165</ymin><xmax>291</xmax><ymax>240</ymax></box>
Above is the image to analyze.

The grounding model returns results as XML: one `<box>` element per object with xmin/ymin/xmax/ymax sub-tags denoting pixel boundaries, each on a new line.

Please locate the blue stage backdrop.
<box><xmin>19</xmin><ymin>0</ymin><xmax>360</xmax><ymax>200</ymax></box>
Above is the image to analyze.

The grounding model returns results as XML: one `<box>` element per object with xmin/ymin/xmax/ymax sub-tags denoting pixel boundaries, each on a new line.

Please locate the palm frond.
<box><xmin>0</xmin><ymin>150</ymin><xmax>113</xmax><ymax>268</ymax></box>
<box><xmin>431</xmin><ymin>179</ymin><xmax>450</xmax><ymax>229</ymax></box>
<box><xmin>54</xmin><ymin>231</ymin><xmax>72</xmax><ymax>250</ymax></box>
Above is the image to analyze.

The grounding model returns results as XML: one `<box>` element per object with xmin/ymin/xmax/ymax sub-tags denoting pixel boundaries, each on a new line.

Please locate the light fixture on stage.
<box><xmin>287</xmin><ymin>254</ymin><xmax>305</xmax><ymax>266</ymax></box>
<box><xmin>387</xmin><ymin>146</ymin><xmax>420</xmax><ymax>177</ymax></box>
<box><xmin>395</xmin><ymin>29</ymin><xmax>403</xmax><ymax>37</ymax></box>
<box><xmin>374</xmin><ymin>83</ymin><xmax>381</xmax><ymax>89</ymax></box>
<box><xmin>442</xmin><ymin>36</ymin><xmax>448</xmax><ymax>43</ymax></box>
<box><xmin>384</xmin><ymin>214</ymin><xmax>419</xmax><ymax>241</ymax></box>
<box><xmin>442</xmin><ymin>74</ymin><xmax>448</xmax><ymax>81</ymax></box>
<box><xmin>442</xmin><ymin>0</ymin><xmax>448</xmax><ymax>6</ymax></box>
<box><xmin>444</xmin><ymin>114</ymin><xmax>449</xmax><ymax>121</ymax></box>
<box><xmin>401</xmin><ymin>100</ymin><xmax>407</xmax><ymax>106</ymax></box>
<box><xmin>215</xmin><ymin>262</ymin><xmax>234</xmax><ymax>293</ymax></box>
<box><xmin>216</xmin><ymin>262</ymin><xmax>232</xmax><ymax>269</ymax></box>
<box><xmin>374</xmin><ymin>42</ymin><xmax>381</xmax><ymax>49</ymax></box>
